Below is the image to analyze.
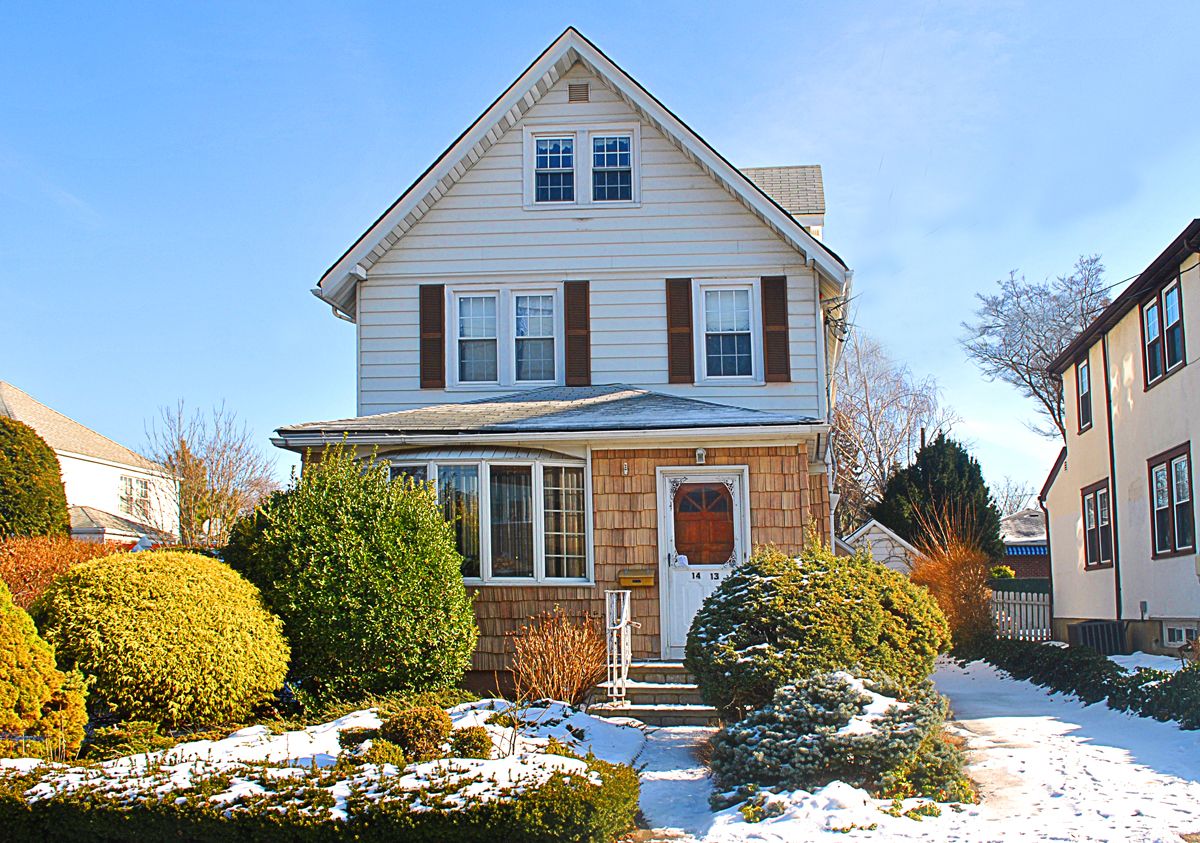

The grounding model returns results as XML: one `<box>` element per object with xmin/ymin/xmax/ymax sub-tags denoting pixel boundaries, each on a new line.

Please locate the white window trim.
<box><xmin>692</xmin><ymin>279</ymin><xmax>764</xmax><ymax>385</ymax></box>
<box><xmin>1163</xmin><ymin>280</ymin><xmax>1185</xmax><ymax>373</ymax></box>
<box><xmin>446</xmin><ymin>286</ymin><xmax>564</xmax><ymax>389</ymax></box>
<box><xmin>522</xmin><ymin>122</ymin><xmax>641</xmax><ymax>210</ymax></box>
<box><xmin>1163</xmin><ymin>622</ymin><xmax>1198</xmax><ymax>644</ymax></box>
<box><xmin>391</xmin><ymin>456</ymin><xmax>593</xmax><ymax>586</ymax></box>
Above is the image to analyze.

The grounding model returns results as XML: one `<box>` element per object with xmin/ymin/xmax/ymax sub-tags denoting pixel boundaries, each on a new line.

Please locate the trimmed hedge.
<box><xmin>0</xmin><ymin>536</ymin><xmax>120</xmax><ymax>609</ymax></box>
<box><xmin>685</xmin><ymin>544</ymin><xmax>951</xmax><ymax>717</ymax></box>
<box><xmin>224</xmin><ymin>443</ymin><xmax>477</xmax><ymax>701</ymax></box>
<box><xmin>960</xmin><ymin>637</ymin><xmax>1200</xmax><ymax>729</ymax></box>
<box><xmin>0</xmin><ymin>754</ymin><xmax>639</xmax><ymax>843</ymax></box>
<box><xmin>32</xmin><ymin>551</ymin><xmax>289</xmax><ymax>728</ymax></box>
<box><xmin>0</xmin><ymin>580</ymin><xmax>86</xmax><ymax>759</ymax></box>
<box><xmin>0</xmin><ymin>418</ymin><xmax>69</xmax><ymax>539</ymax></box>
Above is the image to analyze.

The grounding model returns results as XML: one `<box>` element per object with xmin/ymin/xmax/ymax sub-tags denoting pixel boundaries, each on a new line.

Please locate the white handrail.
<box><xmin>605</xmin><ymin>590</ymin><xmax>633</xmax><ymax>702</ymax></box>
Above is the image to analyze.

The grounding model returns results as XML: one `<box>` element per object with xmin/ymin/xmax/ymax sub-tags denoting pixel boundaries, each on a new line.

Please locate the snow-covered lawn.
<box><xmin>637</xmin><ymin>658</ymin><xmax>1200</xmax><ymax>842</ymax></box>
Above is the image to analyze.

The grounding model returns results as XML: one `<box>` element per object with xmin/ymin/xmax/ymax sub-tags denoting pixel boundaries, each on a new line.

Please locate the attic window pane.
<box><xmin>592</xmin><ymin>135</ymin><xmax>632</xmax><ymax>201</ymax></box>
<box><xmin>535</xmin><ymin>137</ymin><xmax>574</xmax><ymax>202</ymax></box>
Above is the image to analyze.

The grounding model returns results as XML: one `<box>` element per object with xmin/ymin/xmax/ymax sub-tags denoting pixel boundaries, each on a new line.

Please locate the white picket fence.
<box><xmin>992</xmin><ymin>589</ymin><xmax>1052</xmax><ymax>642</ymax></box>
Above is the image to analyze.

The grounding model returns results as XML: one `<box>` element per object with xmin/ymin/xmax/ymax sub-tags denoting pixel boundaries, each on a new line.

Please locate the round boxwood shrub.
<box><xmin>32</xmin><ymin>551</ymin><xmax>289</xmax><ymax>728</ymax></box>
<box><xmin>0</xmin><ymin>417</ymin><xmax>69</xmax><ymax>539</ymax></box>
<box><xmin>0</xmin><ymin>580</ymin><xmax>86</xmax><ymax>759</ymax></box>
<box><xmin>380</xmin><ymin>706</ymin><xmax>453</xmax><ymax>761</ymax></box>
<box><xmin>450</xmin><ymin>725</ymin><xmax>493</xmax><ymax>759</ymax></box>
<box><xmin>685</xmin><ymin>544</ymin><xmax>951</xmax><ymax>716</ymax></box>
<box><xmin>223</xmin><ymin>443</ymin><xmax>477</xmax><ymax>701</ymax></box>
<box><xmin>709</xmin><ymin>671</ymin><xmax>974</xmax><ymax>806</ymax></box>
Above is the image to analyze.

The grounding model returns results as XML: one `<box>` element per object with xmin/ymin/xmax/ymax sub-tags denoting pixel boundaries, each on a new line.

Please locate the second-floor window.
<box><xmin>704</xmin><ymin>288</ymin><xmax>753</xmax><ymax>377</ymax></box>
<box><xmin>450</xmin><ymin>288</ymin><xmax>560</xmax><ymax>387</ymax></box>
<box><xmin>1076</xmin><ymin>357</ymin><xmax>1092</xmax><ymax>431</ymax></box>
<box><xmin>1143</xmin><ymin>279</ymin><xmax>1186</xmax><ymax>387</ymax></box>
<box><xmin>119</xmin><ymin>475</ymin><xmax>150</xmax><ymax>520</ymax></box>
<box><xmin>1081</xmin><ymin>480</ymin><xmax>1113</xmax><ymax>567</ymax></box>
<box><xmin>1150</xmin><ymin>445</ymin><xmax>1194</xmax><ymax>557</ymax></box>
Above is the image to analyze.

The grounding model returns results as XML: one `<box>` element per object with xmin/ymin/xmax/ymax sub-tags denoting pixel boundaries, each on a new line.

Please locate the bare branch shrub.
<box><xmin>509</xmin><ymin>607</ymin><xmax>607</xmax><ymax>705</ymax></box>
<box><xmin>143</xmin><ymin>402</ymin><xmax>278</xmax><ymax>547</ymax></box>
<box><xmin>908</xmin><ymin>506</ymin><xmax>995</xmax><ymax>648</ymax></box>
<box><xmin>0</xmin><ymin>536</ymin><xmax>121</xmax><ymax>608</ymax></box>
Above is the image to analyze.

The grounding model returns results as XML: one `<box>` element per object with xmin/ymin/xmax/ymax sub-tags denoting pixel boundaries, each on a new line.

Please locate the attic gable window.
<box><xmin>523</xmin><ymin>125</ymin><xmax>640</xmax><ymax>208</ymax></box>
<box><xmin>534</xmin><ymin>137</ymin><xmax>574</xmax><ymax>203</ymax></box>
<box><xmin>592</xmin><ymin>135</ymin><xmax>632</xmax><ymax>201</ymax></box>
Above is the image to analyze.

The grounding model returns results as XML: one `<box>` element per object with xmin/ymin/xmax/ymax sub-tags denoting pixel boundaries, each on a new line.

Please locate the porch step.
<box><xmin>589</xmin><ymin>702</ymin><xmax>722</xmax><ymax>727</ymax></box>
<box><xmin>598</xmin><ymin>679</ymin><xmax>704</xmax><ymax>706</ymax></box>
<box><xmin>627</xmin><ymin>661</ymin><xmax>695</xmax><ymax>685</ymax></box>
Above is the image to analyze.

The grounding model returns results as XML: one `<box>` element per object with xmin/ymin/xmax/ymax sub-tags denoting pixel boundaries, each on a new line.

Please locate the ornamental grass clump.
<box><xmin>32</xmin><ymin>551</ymin><xmax>289</xmax><ymax>728</ymax></box>
<box><xmin>510</xmin><ymin>607</ymin><xmax>607</xmax><ymax>705</ymax></box>
<box><xmin>709</xmin><ymin>671</ymin><xmax>974</xmax><ymax>807</ymax></box>
<box><xmin>909</xmin><ymin>506</ymin><xmax>996</xmax><ymax>650</ymax></box>
<box><xmin>685</xmin><ymin>544</ymin><xmax>950</xmax><ymax>717</ymax></box>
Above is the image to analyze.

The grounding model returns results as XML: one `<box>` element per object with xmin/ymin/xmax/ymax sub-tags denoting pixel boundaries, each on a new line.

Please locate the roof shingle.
<box><xmin>741</xmin><ymin>165</ymin><xmax>825</xmax><ymax>216</ymax></box>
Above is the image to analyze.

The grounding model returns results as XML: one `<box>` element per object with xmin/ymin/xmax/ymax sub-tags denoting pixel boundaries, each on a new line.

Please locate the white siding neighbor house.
<box><xmin>1043</xmin><ymin>220</ymin><xmax>1200</xmax><ymax>654</ymax></box>
<box><xmin>0</xmin><ymin>381</ymin><xmax>178</xmax><ymax>543</ymax></box>
<box><xmin>274</xmin><ymin>29</ymin><xmax>853</xmax><ymax>679</ymax></box>
<box><xmin>841</xmin><ymin>519</ymin><xmax>917</xmax><ymax>573</ymax></box>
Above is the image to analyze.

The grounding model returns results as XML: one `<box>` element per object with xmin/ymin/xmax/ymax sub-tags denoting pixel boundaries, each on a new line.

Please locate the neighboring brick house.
<box><xmin>273</xmin><ymin>28</ymin><xmax>854</xmax><ymax>677</ymax></box>
<box><xmin>1000</xmin><ymin>508</ymin><xmax>1050</xmax><ymax>579</ymax></box>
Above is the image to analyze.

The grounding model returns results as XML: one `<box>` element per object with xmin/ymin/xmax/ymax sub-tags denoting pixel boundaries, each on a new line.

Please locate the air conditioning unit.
<box><xmin>1066</xmin><ymin>620</ymin><xmax>1126</xmax><ymax>655</ymax></box>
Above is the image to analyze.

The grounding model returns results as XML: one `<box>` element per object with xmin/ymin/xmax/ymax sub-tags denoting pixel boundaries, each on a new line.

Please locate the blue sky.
<box><xmin>3</xmin><ymin>1</ymin><xmax>1199</xmax><ymax>493</ymax></box>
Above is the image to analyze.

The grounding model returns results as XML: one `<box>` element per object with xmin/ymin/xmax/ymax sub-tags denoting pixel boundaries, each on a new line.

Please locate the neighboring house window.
<box><xmin>1076</xmin><ymin>357</ymin><xmax>1092</xmax><ymax>431</ymax></box>
<box><xmin>457</xmin><ymin>294</ymin><xmax>498</xmax><ymax>383</ymax></box>
<box><xmin>1149</xmin><ymin>445</ymin><xmax>1195</xmax><ymax>557</ymax></box>
<box><xmin>514</xmin><ymin>294</ymin><xmax>556</xmax><ymax>381</ymax></box>
<box><xmin>1081</xmin><ymin>480</ymin><xmax>1113</xmax><ymax>568</ymax></box>
<box><xmin>702</xmin><ymin>286</ymin><xmax>754</xmax><ymax>378</ymax></box>
<box><xmin>592</xmin><ymin>135</ymin><xmax>632</xmax><ymax>201</ymax></box>
<box><xmin>393</xmin><ymin>459</ymin><xmax>588</xmax><ymax>583</ymax></box>
<box><xmin>1143</xmin><ymin>279</ymin><xmax>1187</xmax><ymax>386</ymax></box>
<box><xmin>534</xmin><ymin>137</ymin><xmax>574</xmax><ymax>203</ymax></box>
<box><xmin>1164</xmin><ymin>623</ymin><xmax>1199</xmax><ymax>645</ymax></box>
<box><xmin>119</xmin><ymin>476</ymin><xmax>150</xmax><ymax>519</ymax></box>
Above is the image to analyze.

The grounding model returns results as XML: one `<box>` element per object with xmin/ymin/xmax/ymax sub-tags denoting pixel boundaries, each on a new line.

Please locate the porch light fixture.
<box><xmin>695</xmin><ymin>448</ymin><xmax>706</xmax><ymax>465</ymax></box>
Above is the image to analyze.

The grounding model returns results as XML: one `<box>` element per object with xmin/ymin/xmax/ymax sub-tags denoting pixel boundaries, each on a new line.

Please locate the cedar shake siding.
<box><xmin>467</xmin><ymin>444</ymin><xmax>815</xmax><ymax>672</ymax></box>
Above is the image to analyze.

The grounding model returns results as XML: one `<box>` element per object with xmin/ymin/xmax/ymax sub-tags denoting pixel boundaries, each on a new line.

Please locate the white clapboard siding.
<box><xmin>356</xmin><ymin>62</ymin><xmax>824</xmax><ymax>417</ymax></box>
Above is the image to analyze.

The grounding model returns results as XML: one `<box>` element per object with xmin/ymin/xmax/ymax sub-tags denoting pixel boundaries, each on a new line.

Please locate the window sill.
<box><xmin>522</xmin><ymin>201</ymin><xmax>642</xmax><ymax>212</ymax></box>
<box><xmin>1084</xmin><ymin>562</ymin><xmax>1114</xmax><ymax>571</ymax></box>
<box><xmin>1151</xmin><ymin>547</ymin><xmax>1196</xmax><ymax>560</ymax></box>
<box><xmin>1144</xmin><ymin>361</ymin><xmax>1187</xmax><ymax>392</ymax></box>
<box><xmin>693</xmin><ymin>377</ymin><xmax>767</xmax><ymax>387</ymax></box>
<box><xmin>445</xmin><ymin>381</ymin><xmax>562</xmax><ymax>391</ymax></box>
<box><xmin>1078</xmin><ymin>422</ymin><xmax>1093</xmax><ymax>435</ymax></box>
<box><xmin>464</xmin><ymin>579</ymin><xmax>594</xmax><ymax>588</ymax></box>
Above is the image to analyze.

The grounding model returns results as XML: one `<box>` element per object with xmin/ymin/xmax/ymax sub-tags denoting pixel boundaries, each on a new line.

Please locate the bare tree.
<box><xmin>144</xmin><ymin>402</ymin><xmax>278</xmax><ymax>547</ymax></box>
<box><xmin>960</xmin><ymin>255</ymin><xmax>1110</xmax><ymax>440</ymax></box>
<box><xmin>992</xmin><ymin>476</ymin><xmax>1035</xmax><ymax>517</ymax></box>
<box><xmin>831</xmin><ymin>331</ymin><xmax>957</xmax><ymax>536</ymax></box>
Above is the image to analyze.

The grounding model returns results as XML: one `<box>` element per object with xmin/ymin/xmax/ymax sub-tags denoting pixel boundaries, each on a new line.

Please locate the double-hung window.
<box><xmin>391</xmin><ymin>458</ymin><xmax>588</xmax><ymax>583</ymax></box>
<box><xmin>702</xmin><ymin>286</ymin><xmax>754</xmax><ymax>378</ymax></box>
<box><xmin>450</xmin><ymin>288</ymin><xmax>559</xmax><ymax>387</ymax></box>
<box><xmin>1076</xmin><ymin>357</ymin><xmax>1092</xmax><ymax>431</ymax></box>
<box><xmin>1149</xmin><ymin>445</ymin><xmax>1195</xmax><ymax>557</ymax></box>
<box><xmin>1081</xmin><ymin>480</ymin><xmax>1113</xmax><ymax>567</ymax></box>
<box><xmin>119</xmin><ymin>475</ymin><xmax>151</xmax><ymax>520</ymax></box>
<box><xmin>457</xmin><ymin>295</ymin><xmax>498</xmax><ymax>383</ymax></box>
<box><xmin>534</xmin><ymin>137</ymin><xmax>575</xmax><ymax>203</ymax></box>
<box><xmin>514</xmin><ymin>294</ymin><xmax>556</xmax><ymax>381</ymax></box>
<box><xmin>1144</xmin><ymin>279</ymin><xmax>1186</xmax><ymax>387</ymax></box>
<box><xmin>592</xmin><ymin>135</ymin><xmax>632</xmax><ymax>201</ymax></box>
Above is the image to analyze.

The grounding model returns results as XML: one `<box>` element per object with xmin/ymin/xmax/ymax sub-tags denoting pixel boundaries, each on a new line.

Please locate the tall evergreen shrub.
<box><xmin>0</xmin><ymin>418</ymin><xmax>68</xmax><ymax>539</ymax></box>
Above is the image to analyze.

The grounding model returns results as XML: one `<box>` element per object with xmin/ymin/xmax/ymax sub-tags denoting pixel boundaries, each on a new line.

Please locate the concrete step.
<box><xmin>627</xmin><ymin>661</ymin><xmax>695</xmax><ymax>685</ymax></box>
<box><xmin>599</xmin><ymin>679</ymin><xmax>704</xmax><ymax>706</ymax></box>
<box><xmin>589</xmin><ymin>701</ymin><xmax>721</xmax><ymax>727</ymax></box>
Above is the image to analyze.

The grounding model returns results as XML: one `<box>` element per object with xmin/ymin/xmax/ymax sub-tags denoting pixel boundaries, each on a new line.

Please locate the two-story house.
<box><xmin>0</xmin><ymin>381</ymin><xmax>179</xmax><ymax>543</ymax></box>
<box><xmin>1043</xmin><ymin>219</ymin><xmax>1200</xmax><ymax>653</ymax></box>
<box><xmin>273</xmin><ymin>29</ymin><xmax>852</xmax><ymax>678</ymax></box>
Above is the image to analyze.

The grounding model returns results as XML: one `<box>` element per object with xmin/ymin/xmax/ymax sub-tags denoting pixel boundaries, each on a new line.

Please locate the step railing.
<box><xmin>605</xmin><ymin>590</ymin><xmax>633</xmax><ymax>702</ymax></box>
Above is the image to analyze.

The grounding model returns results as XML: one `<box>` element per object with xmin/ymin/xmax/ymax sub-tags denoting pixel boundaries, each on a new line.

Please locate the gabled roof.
<box><xmin>315</xmin><ymin>27</ymin><xmax>849</xmax><ymax>318</ymax></box>
<box><xmin>1000</xmin><ymin>507</ymin><xmax>1048</xmax><ymax>545</ymax></box>
<box><xmin>1050</xmin><ymin>219</ymin><xmax>1200</xmax><ymax>373</ymax></box>
<box><xmin>843</xmin><ymin>519</ymin><xmax>920</xmax><ymax>556</ymax></box>
<box><xmin>741</xmin><ymin>166</ymin><xmax>825</xmax><ymax>216</ymax></box>
<box><xmin>275</xmin><ymin>384</ymin><xmax>819</xmax><ymax>447</ymax></box>
<box><xmin>0</xmin><ymin>381</ymin><xmax>161</xmax><ymax>472</ymax></box>
<box><xmin>69</xmin><ymin>505</ymin><xmax>168</xmax><ymax>540</ymax></box>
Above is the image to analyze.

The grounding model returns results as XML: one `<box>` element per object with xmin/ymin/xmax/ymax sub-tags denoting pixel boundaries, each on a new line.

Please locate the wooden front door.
<box><xmin>658</xmin><ymin>469</ymin><xmax>748</xmax><ymax>659</ymax></box>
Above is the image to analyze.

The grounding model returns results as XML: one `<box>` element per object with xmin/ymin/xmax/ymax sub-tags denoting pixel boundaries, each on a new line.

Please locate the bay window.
<box><xmin>1149</xmin><ymin>445</ymin><xmax>1194</xmax><ymax>557</ymax></box>
<box><xmin>391</xmin><ymin>456</ymin><xmax>589</xmax><ymax>583</ymax></box>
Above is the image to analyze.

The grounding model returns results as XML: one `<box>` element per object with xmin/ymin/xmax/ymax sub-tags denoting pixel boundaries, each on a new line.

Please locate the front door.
<box><xmin>658</xmin><ymin>468</ymin><xmax>749</xmax><ymax>659</ymax></box>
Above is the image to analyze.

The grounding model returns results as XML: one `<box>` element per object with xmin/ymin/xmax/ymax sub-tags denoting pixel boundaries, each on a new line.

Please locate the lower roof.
<box><xmin>275</xmin><ymin>384</ymin><xmax>820</xmax><ymax>444</ymax></box>
<box><xmin>69</xmin><ymin>505</ymin><xmax>168</xmax><ymax>539</ymax></box>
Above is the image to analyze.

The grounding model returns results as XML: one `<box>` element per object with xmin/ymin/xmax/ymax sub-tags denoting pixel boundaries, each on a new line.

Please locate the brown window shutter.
<box><xmin>419</xmin><ymin>284</ymin><xmax>445</xmax><ymax>389</ymax></box>
<box><xmin>761</xmin><ymin>275</ymin><xmax>791</xmax><ymax>383</ymax></box>
<box><xmin>666</xmin><ymin>278</ymin><xmax>694</xmax><ymax>384</ymax></box>
<box><xmin>564</xmin><ymin>280</ymin><xmax>591</xmax><ymax>386</ymax></box>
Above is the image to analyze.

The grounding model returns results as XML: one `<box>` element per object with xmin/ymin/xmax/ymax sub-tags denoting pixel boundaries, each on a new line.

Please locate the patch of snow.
<box><xmin>830</xmin><ymin>671</ymin><xmax>909</xmax><ymax>737</ymax></box>
<box><xmin>448</xmin><ymin>698</ymin><xmax>644</xmax><ymax>764</ymax></box>
<box><xmin>1111</xmin><ymin>651</ymin><xmax>1188</xmax><ymax>673</ymax></box>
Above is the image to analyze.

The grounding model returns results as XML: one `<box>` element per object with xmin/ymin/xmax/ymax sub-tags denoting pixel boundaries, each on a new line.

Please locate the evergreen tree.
<box><xmin>0</xmin><ymin>418</ymin><xmax>69</xmax><ymax>539</ymax></box>
<box><xmin>871</xmin><ymin>434</ymin><xmax>1003</xmax><ymax>558</ymax></box>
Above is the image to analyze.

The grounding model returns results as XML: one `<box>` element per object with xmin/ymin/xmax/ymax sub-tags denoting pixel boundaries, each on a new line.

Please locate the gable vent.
<box><xmin>568</xmin><ymin>82</ymin><xmax>589</xmax><ymax>103</ymax></box>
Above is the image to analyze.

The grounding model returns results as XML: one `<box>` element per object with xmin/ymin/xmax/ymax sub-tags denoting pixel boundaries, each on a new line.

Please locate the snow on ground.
<box><xmin>637</xmin><ymin>659</ymin><xmax>1200</xmax><ymax>842</ymax></box>
<box><xmin>0</xmin><ymin>700</ymin><xmax>645</xmax><ymax>821</ymax></box>
<box><xmin>1111</xmin><ymin>651</ymin><xmax>1188</xmax><ymax>673</ymax></box>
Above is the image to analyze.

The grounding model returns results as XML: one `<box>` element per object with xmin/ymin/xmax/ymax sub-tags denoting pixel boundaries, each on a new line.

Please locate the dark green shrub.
<box><xmin>685</xmin><ymin>544</ymin><xmax>951</xmax><ymax>716</ymax></box>
<box><xmin>0</xmin><ymin>418</ymin><xmax>68</xmax><ymax>539</ymax></box>
<box><xmin>224</xmin><ymin>444</ymin><xmax>477</xmax><ymax>700</ymax></box>
<box><xmin>380</xmin><ymin>707</ymin><xmax>453</xmax><ymax>761</ymax></box>
<box><xmin>84</xmin><ymin>721</ymin><xmax>175</xmax><ymax>760</ymax></box>
<box><xmin>337</xmin><ymin>727</ymin><xmax>380</xmax><ymax>752</ymax></box>
<box><xmin>958</xmin><ymin>638</ymin><xmax>1122</xmax><ymax>703</ymax></box>
<box><xmin>0</xmin><ymin>580</ymin><xmax>86</xmax><ymax>760</ymax></box>
<box><xmin>32</xmin><ymin>551</ymin><xmax>289</xmax><ymax>728</ymax></box>
<box><xmin>450</xmin><ymin>726</ymin><xmax>492</xmax><ymax>759</ymax></box>
<box><xmin>361</xmin><ymin>738</ymin><xmax>407</xmax><ymax>767</ymax></box>
<box><xmin>709</xmin><ymin>672</ymin><xmax>973</xmax><ymax>807</ymax></box>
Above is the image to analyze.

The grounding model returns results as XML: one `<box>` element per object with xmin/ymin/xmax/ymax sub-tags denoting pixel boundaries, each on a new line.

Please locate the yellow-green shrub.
<box><xmin>0</xmin><ymin>580</ymin><xmax>85</xmax><ymax>759</ymax></box>
<box><xmin>32</xmin><ymin>551</ymin><xmax>289</xmax><ymax>728</ymax></box>
<box><xmin>379</xmin><ymin>706</ymin><xmax>452</xmax><ymax>761</ymax></box>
